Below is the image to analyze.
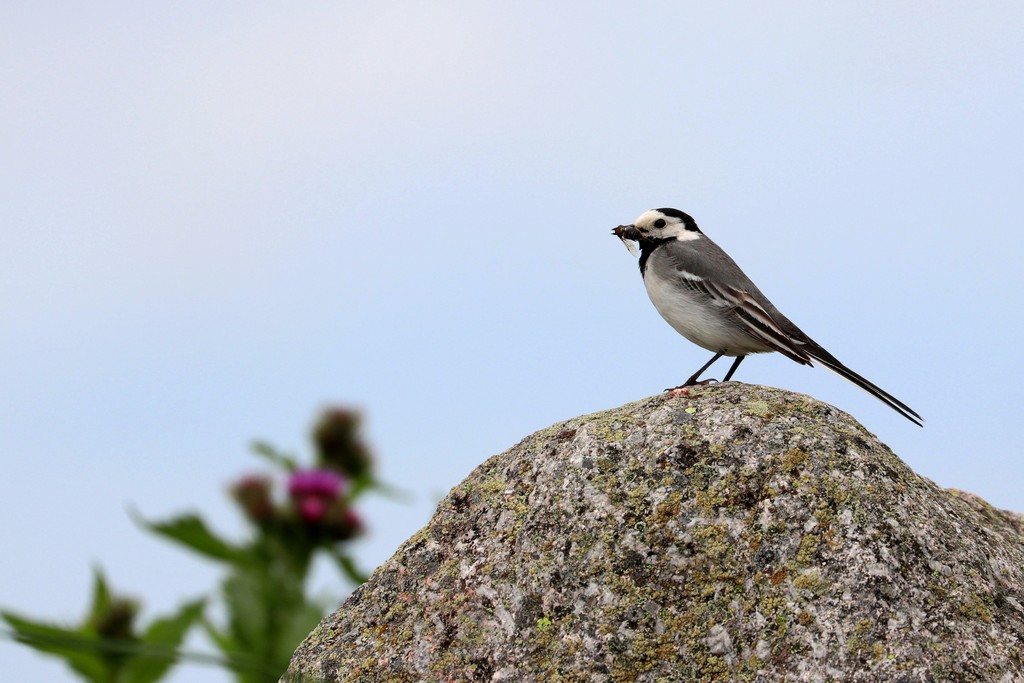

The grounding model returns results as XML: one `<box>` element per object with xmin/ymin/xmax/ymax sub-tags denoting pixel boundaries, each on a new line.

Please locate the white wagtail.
<box><xmin>613</xmin><ymin>208</ymin><xmax>922</xmax><ymax>426</ymax></box>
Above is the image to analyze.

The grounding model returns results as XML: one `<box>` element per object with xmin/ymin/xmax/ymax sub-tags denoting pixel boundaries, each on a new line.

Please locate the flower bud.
<box><xmin>313</xmin><ymin>408</ymin><xmax>373</xmax><ymax>478</ymax></box>
<box><xmin>89</xmin><ymin>597</ymin><xmax>139</xmax><ymax>641</ymax></box>
<box><xmin>325</xmin><ymin>506</ymin><xmax>364</xmax><ymax>541</ymax></box>
<box><xmin>231</xmin><ymin>475</ymin><xmax>275</xmax><ymax>524</ymax></box>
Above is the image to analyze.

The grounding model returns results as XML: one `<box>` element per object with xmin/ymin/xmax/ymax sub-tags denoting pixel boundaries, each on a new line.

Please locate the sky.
<box><xmin>2</xmin><ymin>2</ymin><xmax>1023</xmax><ymax>681</ymax></box>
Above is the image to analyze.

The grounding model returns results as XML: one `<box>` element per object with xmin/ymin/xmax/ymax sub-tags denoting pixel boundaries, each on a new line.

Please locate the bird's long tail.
<box><xmin>807</xmin><ymin>350</ymin><xmax>923</xmax><ymax>427</ymax></box>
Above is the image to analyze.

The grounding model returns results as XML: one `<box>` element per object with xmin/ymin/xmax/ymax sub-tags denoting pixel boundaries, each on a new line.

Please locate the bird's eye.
<box><xmin>653</xmin><ymin>218</ymin><xmax>666</xmax><ymax>229</ymax></box>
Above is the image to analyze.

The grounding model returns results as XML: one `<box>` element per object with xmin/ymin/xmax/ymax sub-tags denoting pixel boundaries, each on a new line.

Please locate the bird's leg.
<box><xmin>667</xmin><ymin>352</ymin><xmax>723</xmax><ymax>391</ymax></box>
<box><xmin>722</xmin><ymin>355</ymin><xmax>745</xmax><ymax>382</ymax></box>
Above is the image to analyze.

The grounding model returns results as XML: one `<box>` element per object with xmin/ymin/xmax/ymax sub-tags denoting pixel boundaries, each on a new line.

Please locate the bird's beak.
<box><xmin>613</xmin><ymin>224</ymin><xmax>640</xmax><ymax>241</ymax></box>
<box><xmin>613</xmin><ymin>224</ymin><xmax>640</xmax><ymax>257</ymax></box>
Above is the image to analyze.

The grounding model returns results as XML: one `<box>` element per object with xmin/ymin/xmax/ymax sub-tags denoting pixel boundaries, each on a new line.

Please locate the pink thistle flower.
<box><xmin>287</xmin><ymin>469</ymin><xmax>344</xmax><ymax>499</ymax></box>
<box><xmin>297</xmin><ymin>497</ymin><xmax>329</xmax><ymax>523</ymax></box>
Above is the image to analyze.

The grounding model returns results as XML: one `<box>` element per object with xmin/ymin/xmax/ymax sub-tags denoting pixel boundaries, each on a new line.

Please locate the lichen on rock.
<box><xmin>282</xmin><ymin>384</ymin><xmax>1024</xmax><ymax>683</ymax></box>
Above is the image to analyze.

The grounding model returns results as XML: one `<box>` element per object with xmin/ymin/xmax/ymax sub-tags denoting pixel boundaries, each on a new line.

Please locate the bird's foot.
<box><xmin>666</xmin><ymin>379</ymin><xmax>718</xmax><ymax>397</ymax></box>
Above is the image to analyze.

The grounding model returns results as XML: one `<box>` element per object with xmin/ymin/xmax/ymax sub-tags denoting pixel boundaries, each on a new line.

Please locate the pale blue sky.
<box><xmin>3</xmin><ymin>3</ymin><xmax>1023</xmax><ymax>681</ymax></box>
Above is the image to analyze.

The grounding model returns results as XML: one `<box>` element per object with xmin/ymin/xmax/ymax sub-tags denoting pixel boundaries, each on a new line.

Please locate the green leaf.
<box><xmin>250</xmin><ymin>441</ymin><xmax>299</xmax><ymax>472</ymax></box>
<box><xmin>221</xmin><ymin>572</ymin><xmax>269</xmax><ymax>655</ymax></box>
<box><xmin>331</xmin><ymin>552</ymin><xmax>369</xmax><ymax>585</ymax></box>
<box><xmin>199</xmin><ymin>615</ymin><xmax>234</xmax><ymax>658</ymax></box>
<box><xmin>87</xmin><ymin>567</ymin><xmax>112</xmax><ymax>626</ymax></box>
<box><xmin>275</xmin><ymin>600</ymin><xmax>324</xmax><ymax>666</ymax></box>
<box><xmin>213</xmin><ymin>567</ymin><xmax>317</xmax><ymax>683</ymax></box>
<box><xmin>132</xmin><ymin>510</ymin><xmax>248</xmax><ymax>565</ymax></box>
<box><xmin>120</xmin><ymin>599</ymin><xmax>205</xmax><ymax>683</ymax></box>
<box><xmin>348</xmin><ymin>475</ymin><xmax>410</xmax><ymax>503</ymax></box>
<box><xmin>1</xmin><ymin>611</ymin><xmax>110</xmax><ymax>682</ymax></box>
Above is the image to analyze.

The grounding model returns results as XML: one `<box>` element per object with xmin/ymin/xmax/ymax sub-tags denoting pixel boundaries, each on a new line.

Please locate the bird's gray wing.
<box><xmin>656</xmin><ymin>238</ymin><xmax>814</xmax><ymax>365</ymax></box>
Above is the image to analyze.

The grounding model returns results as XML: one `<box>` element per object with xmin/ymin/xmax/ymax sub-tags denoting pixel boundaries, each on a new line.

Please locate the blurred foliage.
<box><xmin>2</xmin><ymin>568</ymin><xmax>203</xmax><ymax>683</ymax></box>
<box><xmin>3</xmin><ymin>407</ymin><xmax>389</xmax><ymax>683</ymax></box>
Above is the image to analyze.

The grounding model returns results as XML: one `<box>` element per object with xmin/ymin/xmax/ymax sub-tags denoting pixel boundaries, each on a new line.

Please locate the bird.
<box><xmin>612</xmin><ymin>208</ymin><xmax>922</xmax><ymax>426</ymax></box>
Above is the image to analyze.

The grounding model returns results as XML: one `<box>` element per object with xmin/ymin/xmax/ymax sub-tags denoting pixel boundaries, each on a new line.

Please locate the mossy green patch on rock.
<box><xmin>283</xmin><ymin>384</ymin><xmax>1024</xmax><ymax>683</ymax></box>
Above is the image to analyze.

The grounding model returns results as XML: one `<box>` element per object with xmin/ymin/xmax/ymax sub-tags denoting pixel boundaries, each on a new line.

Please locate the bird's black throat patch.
<box><xmin>638</xmin><ymin>237</ymin><xmax>676</xmax><ymax>276</ymax></box>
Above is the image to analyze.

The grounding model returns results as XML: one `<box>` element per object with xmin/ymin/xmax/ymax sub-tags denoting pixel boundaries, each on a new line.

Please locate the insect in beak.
<box><xmin>612</xmin><ymin>225</ymin><xmax>639</xmax><ymax>256</ymax></box>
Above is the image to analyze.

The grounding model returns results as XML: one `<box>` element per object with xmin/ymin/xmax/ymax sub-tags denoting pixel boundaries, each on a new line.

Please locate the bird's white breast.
<box><xmin>643</xmin><ymin>260</ymin><xmax>771</xmax><ymax>355</ymax></box>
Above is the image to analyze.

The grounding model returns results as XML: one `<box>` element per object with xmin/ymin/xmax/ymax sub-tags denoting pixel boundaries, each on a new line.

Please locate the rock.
<box><xmin>282</xmin><ymin>384</ymin><xmax>1024</xmax><ymax>682</ymax></box>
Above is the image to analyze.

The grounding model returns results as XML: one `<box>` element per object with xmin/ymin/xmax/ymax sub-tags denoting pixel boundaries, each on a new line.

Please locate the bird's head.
<box><xmin>612</xmin><ymin>208</ymin><xmax>702</xmax><ymax>246</ymax></box>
